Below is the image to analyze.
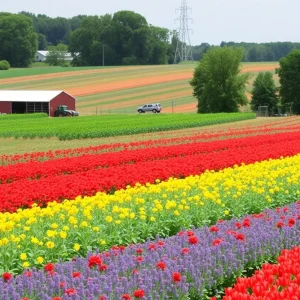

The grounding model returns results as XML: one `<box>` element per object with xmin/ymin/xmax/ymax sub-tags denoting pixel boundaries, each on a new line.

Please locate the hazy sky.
<box><xmin>2</xmin><ymin>0</ymin><xmax>300</xmax><ymax>45</ymax></box>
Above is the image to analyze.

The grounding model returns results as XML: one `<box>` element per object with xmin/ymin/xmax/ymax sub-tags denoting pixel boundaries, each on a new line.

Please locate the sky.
<box><xmin>1</xmin><ymin>0</ymin><xmax>300</xmax><ymax>45</ymax></box>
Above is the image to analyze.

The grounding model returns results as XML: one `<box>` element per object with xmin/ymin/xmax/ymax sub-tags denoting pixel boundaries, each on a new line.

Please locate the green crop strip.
<box><xmin>0</xmin><ymin>113</ymin><xmax>256</xmax><ymax>140</ymax></box>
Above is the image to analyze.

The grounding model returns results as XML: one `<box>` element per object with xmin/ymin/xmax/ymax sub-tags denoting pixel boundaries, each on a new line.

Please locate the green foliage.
<box><xmin>69</xmin><ymin>11</ymin><xmax>170</xmax><ymax>66</ymax></box>
<box><xmin>0</xmin><ymin>113</ymin><xmax>255</xmax><ymax>140</ymax></box>
<box><xmin>0</xmin><ymin>13</ymin><xmax>38</xmax><ymax>67</ymax></box>
<box><xmin>219</xmin><ymin>41</ymin><xmax>300</xmax><ymax>62</ymax></box>
<box><xmin>45</xmin><ymin>43</ymin><xmax>69</xmax><ymax>66</ymax></box>
<box><xmin>38</xmin><ymin>33</ymin><xmax>48</xmax><ymax>50</ymax></box>
<box><xmin>0</xmin><ymin>60</ymin><xmax>10</xmax><ymax>70</ymax></box>
<box><xmin>251</xmin><ymin>72</ymin><xmax>278</xmax><ymax>113</ymax></box>
<box><xmin>276</xmin><ymin>50</ymin><xmax>300</xmax><ymax>115</ymax></box>
<box><xmin>190</xmin><ymin>47</ymin><xmax>250</xmax><ymax>113</ymax></box>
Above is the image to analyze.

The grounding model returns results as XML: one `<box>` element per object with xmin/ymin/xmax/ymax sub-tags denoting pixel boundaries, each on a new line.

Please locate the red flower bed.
<box><xmin>0</xmin><ymin>131</ymin><xmax>299</xmax><ymax>184</ymax></box>
<box><xmin>222</xmin><ymin>247</ymin><xmax>300</xmax><ymax>299</ymax></box>
<box><xmin>0</xmin><ymin>131</ymin><xmax>299</xmax><ymax>212</ymax></box>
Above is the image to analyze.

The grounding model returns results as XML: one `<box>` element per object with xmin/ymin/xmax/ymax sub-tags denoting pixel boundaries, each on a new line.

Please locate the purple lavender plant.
<box><xmin>1</xmin><ymin>203</ymin><xmax>300</xmax><ymax>300</ymax></box>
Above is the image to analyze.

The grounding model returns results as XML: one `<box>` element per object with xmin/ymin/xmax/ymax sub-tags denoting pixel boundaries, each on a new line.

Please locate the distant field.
<box><xmin>0</xmin><ymin>62</ymin><xmax>279</xmax><ymax>114</ymax></box>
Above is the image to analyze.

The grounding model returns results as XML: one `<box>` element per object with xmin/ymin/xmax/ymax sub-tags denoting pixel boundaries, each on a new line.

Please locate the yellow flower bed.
<box><xmin>0</xmin><ymin>154</ymin><xmax>299</xmax><ymax>273</ymax></box>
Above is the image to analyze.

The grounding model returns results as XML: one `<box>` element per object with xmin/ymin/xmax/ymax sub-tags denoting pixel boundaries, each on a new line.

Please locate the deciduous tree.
<box><xmin>190</xmin><ymin>47</ymin><xmax>250</xmax><ymax>113</ymax></box>
<box><xmin>0</xmin><ymin>13</ymin><xmax>37</xmax><ymax>67</ymax></box>
<box><xmin>251</xmin><ymin>72</ymin><xmax>278</xmax><ymax>114</ymax></box>
<box><xmin>276</xmin><ymin>50</ymin><xmax>300</xmax><ymax>114</ymax></box>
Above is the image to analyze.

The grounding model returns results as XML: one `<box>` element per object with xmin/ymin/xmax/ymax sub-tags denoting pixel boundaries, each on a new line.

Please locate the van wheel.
<box><xmin>138</xmin><ymin>109</ymin><xmax>143</xmax><ymax>113</ymax></box>
<box><xmin>152</xmin><ymin>109</ymin><xmax>157</xmax><ymax>113</ymax></box>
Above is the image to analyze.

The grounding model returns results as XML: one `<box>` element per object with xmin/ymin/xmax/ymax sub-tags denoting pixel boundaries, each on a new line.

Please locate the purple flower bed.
<box><xmin>1</xmin><ymin>202</ymin><xmax>300</xmax><ymax>300</ymax></box>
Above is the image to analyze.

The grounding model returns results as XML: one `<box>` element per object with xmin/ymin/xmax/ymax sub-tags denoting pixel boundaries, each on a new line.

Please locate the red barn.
<box><xmin>0</xmin><ymin>90</ymin><xmax>76</xmax><ymax>117</ymax></box>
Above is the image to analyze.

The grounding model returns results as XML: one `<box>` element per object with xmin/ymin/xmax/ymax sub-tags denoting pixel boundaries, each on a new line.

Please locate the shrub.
<box><xmin>0</xmin><ymin>60</ymin><xmax>10</xmax><ymax>70</ymax></box>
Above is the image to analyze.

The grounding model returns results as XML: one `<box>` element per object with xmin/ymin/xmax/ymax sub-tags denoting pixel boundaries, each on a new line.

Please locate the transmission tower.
<box><xmin>174</xmin><ymin>0</ymin><xmax>193</xmax><ymax>64</ymax></box>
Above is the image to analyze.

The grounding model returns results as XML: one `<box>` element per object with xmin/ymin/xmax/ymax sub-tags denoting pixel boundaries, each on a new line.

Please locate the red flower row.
<box><xmin>1</xmin><ymin>131</ymin><xmax>299</xmax><ymax>184</ymax></box>
<box><xmin>221</xmin><ymin>246</ymin><xmax>300</xmax><ymax>299</ymax></box>
<box><xmin>1</xmin><ymin>121</ymin><xmax>299</xmax><ymax>166</ymax></box>
<box><xmin>0</xmin><ymin>132</ymin><xmax>300</xmax><ymax>212</ymax></box>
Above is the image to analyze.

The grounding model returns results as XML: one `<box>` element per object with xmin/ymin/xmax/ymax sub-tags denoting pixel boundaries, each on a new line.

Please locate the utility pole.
<box><xmin>174</xmin><ymin>0</ymin><xmax>193</xmax><ymax>64</ymax></box>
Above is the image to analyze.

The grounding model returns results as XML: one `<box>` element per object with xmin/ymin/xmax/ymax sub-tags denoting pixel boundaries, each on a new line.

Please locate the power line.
<box><xmin>174</xmin><ymin>0</ymin><xmax>193</xmax><ymax>64</ymax></box>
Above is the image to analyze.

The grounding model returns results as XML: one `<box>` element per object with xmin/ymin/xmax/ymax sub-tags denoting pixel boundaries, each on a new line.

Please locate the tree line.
<box><xmin>190</xmin><ymin>47</ymin><xmax>300</xmax><ymax>115</ymax></box>
<box><xmin>192</xmin><ymin>42</ymin><xmax>300</xmax><ymax>62</ymax></box>
<box><xmin>0</xmin><ymin>11</ymin><xmax>177</xmax><ymax>67</ymax></box>
<box><xmin>1</xmin><ymin>11</ymin><xmax>300</xmax><ymax>68</ymax></box>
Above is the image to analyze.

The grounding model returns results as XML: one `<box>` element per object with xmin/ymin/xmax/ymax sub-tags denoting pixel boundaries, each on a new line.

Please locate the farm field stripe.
<box><xmin>78</xmin><ymin>90</ymin><xmax>193</xmax><ymax>111</ymax></box>
<box><xmin>1</xmin><ymin>131</ymin><xmax>299</xmax><ymax>184</ymax></box>
<box><xmin>3</xmin><ymin>67</ymin><xmax>188</xmax><ymax>91</ymax></box>
<box><xmin>0</xmin><ymin>135</ymin><xmax>299</xmax><ymax>212</ymax></box>
<box><xmin>77</xmin><ymin>81</ymin><xmax>189</xmax><ymax>103</ymax></box>
<box><xmin>77</xmin><ymin>86</ymin><xmax>191</xmax><ymax>109</ymax></box>
<box><xmin>1</xmin><ymin>121</ymin><xmax>299</xmax><ymax>165</ymax></box>
<box><xmin>65</xmin><ymin>72</ymin><xmax>193</xmax><ymax>97</ymax></box>
<box><xmin>0</xmin><ymin>155</ymin><xmax>299</xmax><ymax>274</ymax></box>
<box><xmin>0</xmin><ymin>65</ymin><xmax>191</xmax><ymax>85</ymax></box>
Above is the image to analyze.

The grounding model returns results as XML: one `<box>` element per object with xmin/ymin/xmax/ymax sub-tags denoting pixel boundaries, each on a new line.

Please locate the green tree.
<box><xmin>190</xmin><ymin>47</ymin><xmax>250</xmax><ymax>113</ymax></box>
<box><xmin>251</xmin><ymin>72</ymin><xmax>278</xmax><ymax>114</ymax></box>
<box><xmin>0</xmin><ymin>13</ymin><xmax>37</xmax><ymax>67</ymax></box>
<box><xmin>45</xmin><ymin>43</ymin><xmax>69</xmax><ymax>66</ymax></box>
<box><xmin>276</xmin><ymin>50</ymin><xmax>300</xmax><ymax>114</ymax></box>
<box><xmin>38</xmin><ymin>33</ymin><xmax>48</xmax><ymax>50</ymax></box>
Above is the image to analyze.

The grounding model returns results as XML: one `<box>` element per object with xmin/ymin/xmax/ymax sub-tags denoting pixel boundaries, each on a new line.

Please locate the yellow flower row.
<box><xmin>0</xmin><ymin>154</ymin><xmax>299</xmax><ymax>273</ymax></box>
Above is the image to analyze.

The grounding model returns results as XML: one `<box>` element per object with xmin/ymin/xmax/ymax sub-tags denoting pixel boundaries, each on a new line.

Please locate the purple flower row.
<box><xmin>1</xmin><ymin>202</ymin><xmax>300</xmax><ymax>300</ymax></box>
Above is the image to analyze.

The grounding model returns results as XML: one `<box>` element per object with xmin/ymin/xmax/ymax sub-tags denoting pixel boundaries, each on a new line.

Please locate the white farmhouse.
<box><xmin>35</xmin><ymin>51</ymin><xmax>74</xmax><ymax>62</ymax></box>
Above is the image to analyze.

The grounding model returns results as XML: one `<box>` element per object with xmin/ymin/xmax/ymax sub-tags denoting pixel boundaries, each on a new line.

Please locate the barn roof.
<box><xmin>0</xmin><ymin>90</ymin><xmax>74</xmax><ymax>102</ymax></box>
<box><xmin>37</xmin><ymin>50</ymin><xmax>49</xmax><ymax>57</ymax></box>
<box><xmin>37</xmin><ymin>51</ymin><xmax>73</xmax><ymax>58</ymax></box>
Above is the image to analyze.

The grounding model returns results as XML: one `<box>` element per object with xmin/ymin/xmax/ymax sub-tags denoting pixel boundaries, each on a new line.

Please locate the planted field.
<box><xmin>0</xmin><ymin>62</ymin><xmax>279</xmax><ymax>115</ymax></box>
<box><xmin>0</xmin><ymin>116</ymin><xmax>299</xmax><ymax>299</ymax></box>
<box><xmin>0</xmin><ymin>112</ymin><xmax>255</xmax><ymax>140</ymax></box>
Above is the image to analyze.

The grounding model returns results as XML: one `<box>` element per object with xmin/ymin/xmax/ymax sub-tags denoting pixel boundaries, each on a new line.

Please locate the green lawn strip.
<box><xmin>0</xmin><ymin>113</ymin><xmax>256</xmax><ymax>140</ymax></box>
<box><xmin>0</xmin><ymin>66</ymin><xmax>109</xmax><ymax>80</ymax></box>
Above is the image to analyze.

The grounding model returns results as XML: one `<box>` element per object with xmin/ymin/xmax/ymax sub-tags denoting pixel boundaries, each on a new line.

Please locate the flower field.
<box><xmin>0</xmin><ymin>117</ymin><xmax>300</xmax><ymax>299</ymax></box>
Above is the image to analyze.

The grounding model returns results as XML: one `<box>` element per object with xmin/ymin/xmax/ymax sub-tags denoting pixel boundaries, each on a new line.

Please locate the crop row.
<box><xmin>1</xmin><ymin>133</ymin><xmax>300</xmax><ymax>212</ymax></box>
<box><xmin>1</xmin><ymin>202</ymin><xmax>300</xmax><ymax>299</ymax></box>
<box><xmin>0</xmin><ymin>113</ymin><xmax>255</xmax><ymax>140</ymax></box>
<box><xmin>1</xmin><ymin>131</ymin><xmax>299</xmax><ymax>184</ymax></box>
<box><xmin>222</xmin><ymin>247</ymin><xmax>300</xmax><ymax>299</ymax></box>
<box><xmin>1</xmin><ymin>121</ymin><xmax>299</xmax><ymax>166</ymax></box>
<box><xmin>0</xmin><ymin>155</ymin><xmax>299</xmax><ymax>273</ymax></box>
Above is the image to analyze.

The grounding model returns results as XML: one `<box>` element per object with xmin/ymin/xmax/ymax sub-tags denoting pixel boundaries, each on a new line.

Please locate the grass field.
<box><xmin>0</xmin><ymin>62</ymin><xmax>279</xmax><ymax>115</ymax></box>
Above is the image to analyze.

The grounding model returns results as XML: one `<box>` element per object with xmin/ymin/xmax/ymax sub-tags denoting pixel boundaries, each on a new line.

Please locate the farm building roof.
<box><xmin>37</xmin><ymin>51</ymin><xmax>73</xmax><ymax>58</ymax></box>
<box><xmin>0</xmin><ymin>90</ymin><xmax>73</xmax><ymax>102</ymax></box>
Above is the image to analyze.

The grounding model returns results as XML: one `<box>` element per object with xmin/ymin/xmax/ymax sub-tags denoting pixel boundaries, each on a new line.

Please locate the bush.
<box><xmin>0</xmin><ymin>60</ymin><xmax>10</xmax><ymax>70</ymax></box>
